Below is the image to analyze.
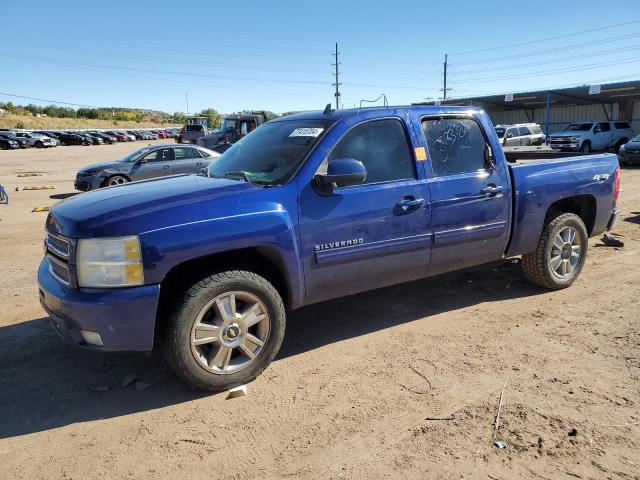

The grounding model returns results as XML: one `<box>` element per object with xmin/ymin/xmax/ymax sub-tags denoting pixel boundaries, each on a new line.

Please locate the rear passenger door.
<box><xmin>420</xmin><ymin>115</ymin><xmax>511</xmax><ymax>275</ymax></box>
<box><xmin>172</xmin><ymin>147</ymin><xmax>200</xmax><ymax>174</ymax></box>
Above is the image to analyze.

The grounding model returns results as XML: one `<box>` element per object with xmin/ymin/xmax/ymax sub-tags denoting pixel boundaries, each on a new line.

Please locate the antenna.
<box><xmin>323</xmin><ymin>103</ymin><xmax>333</xmax><ymax>115</ymax></box>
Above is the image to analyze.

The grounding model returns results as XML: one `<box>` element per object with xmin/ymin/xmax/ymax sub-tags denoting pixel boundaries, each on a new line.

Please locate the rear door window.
<box><xmin>174</xmin><ymin>147</ymin><xmax>197</xmax><ymax>160</ymax></box>
<box><xmin>421</xmin><ymin>117</ymin><xmax>488</xmax><ymax>176</ymax></box>
<box><xmin>614</xmin><ymin>122</ymin><xmax>630</xmax><ymax>129</ymax></box>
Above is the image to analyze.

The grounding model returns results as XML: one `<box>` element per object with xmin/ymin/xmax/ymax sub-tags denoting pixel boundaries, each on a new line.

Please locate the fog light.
<box><xmin>80</xmin><ymin>330</ymin><xmax>103</xmax><ymax>346</ymax></box>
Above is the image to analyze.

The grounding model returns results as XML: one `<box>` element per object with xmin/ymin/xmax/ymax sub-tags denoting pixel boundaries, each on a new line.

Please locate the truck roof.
<box><xmin>272</xmin><ymin>105</ymin><xmax>483</xmax><ymax>123</ymax></box>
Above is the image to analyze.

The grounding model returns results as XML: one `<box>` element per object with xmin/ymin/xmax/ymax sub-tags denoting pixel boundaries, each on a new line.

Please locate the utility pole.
<box><xmin>331</xmin><ymin>42</ymin><xmax>341</xmax><ymax>109</ymax></box>
<box><xmin>185</xmin><ymin>92</ymin><xmax>189</xmax><ymax>116</ymax></box>
<box><xmin>441</xmin><ymin>54</ymin><xmax>452</xmax><ymax>101</ymax></box>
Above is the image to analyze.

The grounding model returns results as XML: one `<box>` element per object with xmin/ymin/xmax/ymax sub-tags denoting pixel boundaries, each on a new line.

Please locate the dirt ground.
<box><xmin>0</xmin><ymin>142</ymin><xmax>638</xmax><ymax>480</ymax></box>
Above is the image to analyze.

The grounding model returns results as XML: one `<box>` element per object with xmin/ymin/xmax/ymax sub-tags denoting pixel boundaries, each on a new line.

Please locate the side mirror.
<box><xmin>314</xmin><ymin>158</ymin><xmax>366</xmax><ymax>191</ymax></box>
<box><xmin>593</xmin><ymin>127</ymin><xmax>601</xmax><ymax>133</ymax></box>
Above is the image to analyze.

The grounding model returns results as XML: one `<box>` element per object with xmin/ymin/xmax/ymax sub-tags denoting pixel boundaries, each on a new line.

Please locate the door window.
<box><xmin>518</xmin><ymin>126</ymin><xmax>531</xmax><ymax>136</ymax></box>
<box><xmin>595</xmin><ymin>122</ymin><xmax>611</xmax><ymax>132</ymax></box>
<box><xmin>142</xmin><ymin>148</ymin><xmax>172</xmax><ymax>162</ymax></box>
<box><xmin>324</xmin><ymin>118</ymin><xmax>415</xmax><ymax>184</ymax></box>
<box><xmin>421</xmin><ymin>118</ymin><xmax>488</xmax><ymax>176</ymax></box>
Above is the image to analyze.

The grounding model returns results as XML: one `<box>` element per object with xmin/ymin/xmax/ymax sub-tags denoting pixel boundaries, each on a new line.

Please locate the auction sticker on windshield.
<box><xmin>289</xmin><ymin>128</ymin><xmax>324</xmax><ymax>137</ymax></box>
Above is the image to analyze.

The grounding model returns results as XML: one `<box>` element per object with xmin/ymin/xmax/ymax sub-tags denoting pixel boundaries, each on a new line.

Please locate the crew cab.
<box><xmin>548</xmin><ymin>121</ymin><xmax>632</xmax><ymax>153</ymax></box>
<box><xmin>38</xmin><ymin>106</ymin><xmax>620</xmax><ymax>391</ymax></box>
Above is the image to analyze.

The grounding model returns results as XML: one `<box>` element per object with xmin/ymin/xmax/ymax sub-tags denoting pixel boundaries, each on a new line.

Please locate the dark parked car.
<box><xmin>0</xmin><ymin>136</ymin><xmax>19</xmax><ymax>150</ymax></box>
<box><xmin>88</xmin><ymin>132</ymin><xmax>117</xmax><ymax>144</ymax></box>
<box><xmin>74</xmin><ymin>144</ymin><xmax>220</xmax><ymax>191</ymax></box>
<box><xmin>106</xmin><ymin>131</ymin><xmax>129</xmax><ymax>142</ymax></box>
<box><xmin>619</xmin><ymin>134</ymin><xmax>640</xmax><ymax>166</ymax></box>
<box><xmin>0</xmin><ymin>133</ymin><xmax>30</xmax><ymax>148</ymax></box>
<box><xmin>56</xmin><ymin>133</ymin><xmax>87</xmax><ymax>146</ymax></box>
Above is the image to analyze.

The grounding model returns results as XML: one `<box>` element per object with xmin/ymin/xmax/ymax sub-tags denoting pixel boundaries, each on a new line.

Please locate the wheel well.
<box><xmin>155</xmin><ymin>247</ymin><xmax>292</xmax><ymax>338</ymax></box>
<box><xmin>545</xmin><ymin>195</ymin><xmax>597</xmax><ymax>235</ymax></box>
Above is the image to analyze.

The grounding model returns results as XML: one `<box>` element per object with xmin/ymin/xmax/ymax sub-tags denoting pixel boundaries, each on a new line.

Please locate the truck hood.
<box><xmin>549</xmin><ymin>131</ymin><xmax>586</xmax><ymax>138</ymax></box>
<box><xmin>50</xmin><ymin>174</ymin><xmax>260</xmax><ymax>238</ymax></box>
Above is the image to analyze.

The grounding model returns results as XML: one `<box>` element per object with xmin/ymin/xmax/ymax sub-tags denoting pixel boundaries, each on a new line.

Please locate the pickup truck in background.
<box><xmin>38</xmin><ymin>106</ymin><xmax>620</xmax><ymax>391</ymax></box>
<box><xmin>197</xmin><ymin>112</ymin><xmax>268</xmax><ymax>153</ymax></box>
<box><xmin>548</xmin><ymin>121</ymin><xmax>633</xmax><ymax>153</ymax></box>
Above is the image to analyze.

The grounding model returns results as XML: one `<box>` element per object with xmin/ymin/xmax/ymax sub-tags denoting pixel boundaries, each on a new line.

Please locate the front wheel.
<box><xmin>161</xmin><ymin>271</ymin><xmax>286</xmax><ymax>391</ymax></box>
<box><xmin>522</xmin><ymin>213</ymin><xmax>588</xmax><ymax>289</ymax></box>
<box><xmin>580</xmin><ymin>141</ymin><xmax>591</xmax><ymax>153</ymax></box>
<box><xmin>105</xmin><ymin>175</ymin><xmax>129</xmax><ymax>187</ymax></box>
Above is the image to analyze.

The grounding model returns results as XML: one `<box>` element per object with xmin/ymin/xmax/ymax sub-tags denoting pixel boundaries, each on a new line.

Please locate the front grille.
<box><xmin>48</xmin><ymin>254</ymin><xmax>71</xmax><ymax>286</ymax></box>
<box><xmin>46</xmin><ymin>232</ymin><xmax>71</xmax><ymax>259</ymax></box>
<box><xmin>550</xmin><ymin>137</ymin><xmax>574</xmax><ymax>143</ymax></box>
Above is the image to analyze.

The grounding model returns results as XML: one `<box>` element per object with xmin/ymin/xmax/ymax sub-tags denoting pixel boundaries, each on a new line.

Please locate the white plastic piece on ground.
<box><xmin>226</xmin><ymin>385</ymin><xmax>247</xmax><ymax>400</ymax></box>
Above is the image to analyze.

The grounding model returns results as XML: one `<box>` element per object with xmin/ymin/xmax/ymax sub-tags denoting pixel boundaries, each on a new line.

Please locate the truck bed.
<box><xmin>505</xmin><ymin>153</ymin><xmax>619</xmax><ymax>257</ymax></box>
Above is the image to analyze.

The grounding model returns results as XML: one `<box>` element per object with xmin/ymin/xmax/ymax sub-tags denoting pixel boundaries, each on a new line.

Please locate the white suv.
<box><xmin>548</xmin><ymin>121</ymin><xmax>633</xmax><ymax>153</ymax></box>
<box><xmin>496</xmin><ymin>123</ymin><xmax>546</xmax><ymax>147</ymax></box>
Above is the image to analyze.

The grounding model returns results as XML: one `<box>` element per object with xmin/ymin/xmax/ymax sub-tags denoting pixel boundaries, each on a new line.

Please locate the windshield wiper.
<box><xmin>223</xmin><ymin>171</ymin><xmax>252</xmax><ymax>183</ymax></box>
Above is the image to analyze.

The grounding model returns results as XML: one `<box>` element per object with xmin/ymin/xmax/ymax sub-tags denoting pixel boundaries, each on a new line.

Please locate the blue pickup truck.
<box><xmin>38</xmin><ymin>105</ymin><xmax>620</xmax><ymax>390</ymax></box>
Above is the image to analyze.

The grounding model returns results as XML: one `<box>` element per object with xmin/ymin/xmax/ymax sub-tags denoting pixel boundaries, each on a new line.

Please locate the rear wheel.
<box><xmin>522</xmin><ymin>213</ymin><xmax>588</xmax><ymax>289</ymax></box>
<box><xmin>35</xmin><ymin>141</ymin><xmax>44</xmax><ymax>149</ymax></box>
<box><xmin>161</xmin><ymin>270</ymin><xmax>286</xmax><ymax>391</ymax></box>
<box><xmin>106</xmin><ymin>175</ymin><xmax>129</xmax><ymax>187</ymax></box>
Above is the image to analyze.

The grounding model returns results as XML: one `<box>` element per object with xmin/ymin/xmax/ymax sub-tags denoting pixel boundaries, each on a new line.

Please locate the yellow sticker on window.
<box><xmin>414</xmin><ymin>147</ymin><xmax>427</xmax><ymax>161</ymax></box>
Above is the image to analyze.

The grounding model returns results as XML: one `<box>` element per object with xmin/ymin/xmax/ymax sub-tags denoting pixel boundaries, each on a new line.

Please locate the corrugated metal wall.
<box><xmin>486</xmin><ymin>101</ymin><xmax>637</xmax><ymax>135</ymax></box>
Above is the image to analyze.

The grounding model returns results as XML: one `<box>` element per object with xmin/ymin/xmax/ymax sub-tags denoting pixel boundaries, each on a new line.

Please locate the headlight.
<box><xmin>77</xmin><ymin>236</ymin><xmax>144</xmax><ymax>288</ymax></box>
<box><xmin>570</xmin><ymin>137</ymin><xmax>578</xmax><ymax>142</ymax></box>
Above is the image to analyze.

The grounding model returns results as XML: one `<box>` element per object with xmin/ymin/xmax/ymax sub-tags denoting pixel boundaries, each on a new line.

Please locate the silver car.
<box><xmin>11</xmin><ymin>131</ymin><xmax>57</xmax><ymax>148</ymax></box>
<box><xmin>74</xmin><ymin>144</ymin><xmax>220</xmax><ymax>191</ymax></box>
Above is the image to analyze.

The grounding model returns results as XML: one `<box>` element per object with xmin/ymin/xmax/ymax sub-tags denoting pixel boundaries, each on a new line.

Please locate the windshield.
<box><xmin>118</xmin><ymin>147</ymin><xmax>153</xmax><ymax>163</ymax></box>
<box><xmin>185</xmin><ymin>125</ymin><xmax>204</xmax><ymax>132</ymax></box>
<box><xmin>632</xmin><ymin>134</ymin><xmax>640</xmax><ymax>142</ymax></box>
<box><xmin>207</xmin><ymin>120</ymin><xmax>331</xmax><ymax>185</ymax></box>
<box><xmin>495</xmin><ymin>127</ymin><xmax>505</xmax><ymax>138</ymax></box>
<box><xmin>564</xmin><ymin>123</ymin><xmax>593</xmax><ymax>131</ymax></box>
<box><xmin>220</xmin><ymin>118</ymin><xmax>237</xmax><ymax>130</ymax></box>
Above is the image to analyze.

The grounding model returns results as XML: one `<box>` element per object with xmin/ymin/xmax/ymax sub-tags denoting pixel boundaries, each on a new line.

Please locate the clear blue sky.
<box><xmin>1</xmin><ymin>0</ymin><xmax>638</xmax><ymax>114</ymax></box>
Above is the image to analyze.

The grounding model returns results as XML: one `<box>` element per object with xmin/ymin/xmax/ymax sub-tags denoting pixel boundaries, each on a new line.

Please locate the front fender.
<box><xmin>139</xmin><ymin>206</ymin><xmax>304</xmax><ymax>308</ymax></box>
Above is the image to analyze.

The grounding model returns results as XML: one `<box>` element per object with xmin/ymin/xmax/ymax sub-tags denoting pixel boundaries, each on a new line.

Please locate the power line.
<box><xmin>453</xmin><ymin>56</ymin><xmax>640</xmax><ymax>84</ymax></box>
<box><xmin>452</xmin><ymin>44</ymin><xmax>640</xmax><ymax>75</ymax></box>
<box><xmin>450</xmin><ymin>18</ymin><xmax>640</xmax><ymax>55</ymax></box>
<box><xmin>0</xmin><ymin>91</ymin><xmax>103</xmax><ymax>108</ymax></box>
<box><xmin>449</xmin><ymin>32</ymin><xmax>640</xmax><ymax>66</ymax></box>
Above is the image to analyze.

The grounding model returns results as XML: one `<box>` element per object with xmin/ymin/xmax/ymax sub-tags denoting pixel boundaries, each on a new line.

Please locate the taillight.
<box><xmin>613</xmin><ymin>167</ymin><xmax>620</xmax><ymax>203</ymax></box>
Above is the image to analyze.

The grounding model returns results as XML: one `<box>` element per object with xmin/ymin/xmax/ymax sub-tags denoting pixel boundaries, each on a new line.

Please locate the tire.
<box><xmin>35</xmin><ymin>141</ymin><xmax>44</xmax><ymax>149</ymax></box>
<box><xmin>522</xmin><ymin>213</ymin><xmax>588</xmax><ymax>290</ymax></box>
<box><xmin>161</xmin><ymin>270</ymin><xmax>286</xmax><ymax>391</ymax></box>
<box><xmin>615</xmin><ymin>139</ymin><xmax>627</xmax><ymax>153</ymax></box>
<box><xmin>579</xmin><ymin>141</ymin><xmax>591</xmax><ymax>153</ymax></box>
<box><xmin>105</xmin><ymin>175</ymin><xmax>129</xmax><ymax>187</ymax></box>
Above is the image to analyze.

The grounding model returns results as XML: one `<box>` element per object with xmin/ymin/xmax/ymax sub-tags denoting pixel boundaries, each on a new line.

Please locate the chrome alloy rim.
<box><xmin>190</xmin><ymin>291</ymin><xmax>270</xmax><ymax>374</ymax></box>
<box><xmin>108</xmin><ymin>177</ymin><xmax>128</xmax><ymax>186</ymax></box>
<box><xmin>550</xmin><ymin>226</ymin><xmax>582</xmax><ymax>277</ymax></box>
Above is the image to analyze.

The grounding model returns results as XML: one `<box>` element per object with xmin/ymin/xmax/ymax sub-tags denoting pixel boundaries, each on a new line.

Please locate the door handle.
<box><xmin>196</xmin><ymin>162</ymin><xmax>204</xmax><ymax>166</ymax></box>
<box><xmin>395</xmin><ymin>197</ymin><xmax>424</xmax><ymax>211</ymax></box>
<box><xmin>481</xmin><ymin>185</ymin><xmax>503</xmax><ymax>196</ymax></box>
<box><xmin>163</xmin><ymin>165</ymin><xmax>171</xmax><ymax>169</ymax></box>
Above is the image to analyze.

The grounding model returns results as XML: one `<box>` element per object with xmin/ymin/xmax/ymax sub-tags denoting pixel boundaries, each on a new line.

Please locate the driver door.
<box><xmin>132</xmin><ymin>147</ymin><xmax>174</xmax><ymax>180</ymax></box>
<box><xmin>297</xmin><ymin>116</ymin><xmax>431</xmax><ymax>305</ymax></box>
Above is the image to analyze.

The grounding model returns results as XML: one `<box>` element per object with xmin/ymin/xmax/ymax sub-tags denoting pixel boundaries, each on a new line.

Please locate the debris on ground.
<box><xmin>494</xmin><ymin>440</ymin><xmax>507</xmax><ymax>449</ymax></box>
<box><xmin>121</xmin><ymin>374</ymin><xmax>138</xmax><ymax>387</ymax></box>
<box><xmin>602</xmin><ymin>233</ymin><xmax>624</xmax><ymax>248</ymax></box>
<box><xmin>135</xmin><ymin>381</ymin><xmax>153</xmax><ymax>391</ymax></box>
<box><xmin>425</xmin><ymin>416</ymin><xmax>455</xmax><ymax>421</ymax></box>
<box><xmin>568</xmin><ymin>428</ymin><xmax>578</xmax><ymax>437</ymax></box>
<box><xmin>226</xmin><ymin>385</ymin><xmax>247</xmax><ymax>400</ymax></box>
